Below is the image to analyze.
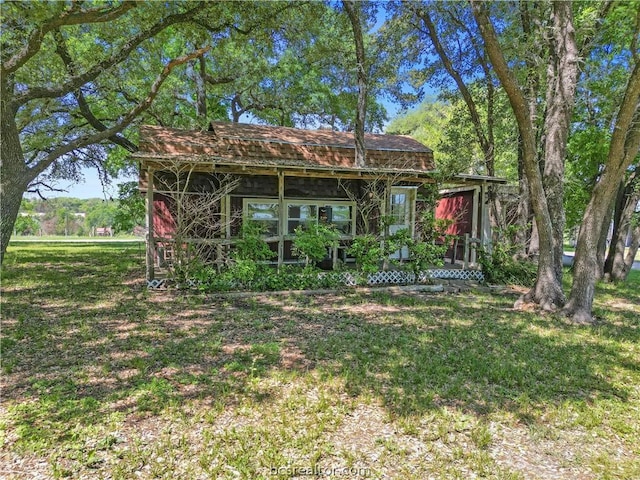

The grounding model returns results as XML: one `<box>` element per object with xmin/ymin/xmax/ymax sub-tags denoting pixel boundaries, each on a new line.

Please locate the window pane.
<box><xmin>390</xmin><ymin>194</ymin><xmax>407</xmax><ymax>222</ymax></box>
<box><xmin>301</xmin><ymin>205</ymin><xmax>317</xmax><ymax>220</ymax></box>
<box><xmin>248</xmin><ymin>203</ymin><xmax>278</xmax><ymax>220</ymax></box>
<box><xmin>334</xmin><ymin>221</ymin><xmax>351</xmax><ymax>235</ymax></box>
<box><xmin>288</xmin><ymin>220</ymin><xmax>300</xmax><ymax>234</ymax></box>
<box><xmin>331</xmin><ymin>205</ymin><xmax>351</xmax><ymax>222</ymax></box>
<box><xmin>288</xmin><ymin>205</ymin><xmax>300</xmax><ymax>218</ymax></box>
<box><xmin>288</xmin><ymin>204</ymin><xmax>317</xmax><ymax>220</ymax></box>
<box><xmin>258</xmin><ymin>220</ymin><xmax>278</xmax><ymax>236</ymax></box>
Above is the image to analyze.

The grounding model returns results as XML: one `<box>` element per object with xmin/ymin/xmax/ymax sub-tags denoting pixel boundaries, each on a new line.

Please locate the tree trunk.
<box><xmin>514</xmin><ymin>138</ymin><xmax>531</xmax><ymax>255</ymax></box>
<box><xmin>343</xmin><ymin>0</ymin><xmax>367</xmax><ymax>168</ymax></box>
<box><xmin>620</xmin><ymin>224</ymin><xmax>640</xmax><ymax>282</ymax></box>
<box><xmin>472</xmin><ymin>1</ymin><xmax>565</xmax><ymax>309</ymax></box>
<box><xmin>1</xmin><ymin>81</ymin><xmax>29</xmax><ymax>263</ymax></box>
<box><xmin>564</xmin><ymin>182</ymin><xmax>617</xmax><ymax>322</ymax></box>
<box><xmin>541</xmin><ymin>0</ymin><xmax>578</xmax><ymax>284</ymax></box>
<box><xmin>564</xmin><ymin>60</ymin><xmax>640</xmax><ymax>322</ymax></box>
<box><xmin>605</xmin><ymin>185</ymin><xmax>640</xmax><ymax>282</ymax></box>
<box><xmin>596</xmin><ymin>199</ymin><xmax>615</xmax><ymax>279</ymax></box>
<box><xmin>604</xmin><ymin>170</ymin><xmax>639</xmax><ymax>281</ymax></box>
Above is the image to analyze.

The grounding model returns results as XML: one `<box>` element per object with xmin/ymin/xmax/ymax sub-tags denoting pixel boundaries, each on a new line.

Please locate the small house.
<box><xmin>135</xmin><ymin>122</ymin><xmax>504</xmax><ymax>281</ymax></box>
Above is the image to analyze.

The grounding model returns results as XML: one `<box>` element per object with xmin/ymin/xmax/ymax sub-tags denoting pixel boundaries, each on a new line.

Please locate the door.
<box><xmin>388</xmin><ymin>187</ymin><xmax>414</xmax><ymax>260</ymax></box>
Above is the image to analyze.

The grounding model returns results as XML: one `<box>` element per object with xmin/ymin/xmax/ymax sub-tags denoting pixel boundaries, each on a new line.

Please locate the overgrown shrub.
<box><xmin>348</xmin><ymin>234</ymin><xmax>383</xmax><ymax>273</ymax></box>
<box><xmin>234</xmin><ymin>221</ymin><xmax>276</xmax><ymax>262</ymax></box>
<box><xmin>406</xmin><ymin>239</ymin><xmax>447</xmax><ymax>273</ymax></box>
<box><xmin>292</xmin><ymin>223</ymin><xmax>340</xmax><ymax>266</ymax></box>
<box><xmin>478</xmin><ymin>226</ymin><xmax>537</xmax><ymax>286</ymax></box>
<box><xmin>194</xmin><ymin>264</ymin><xmax>344</xmax><ymax>293</ymax></box>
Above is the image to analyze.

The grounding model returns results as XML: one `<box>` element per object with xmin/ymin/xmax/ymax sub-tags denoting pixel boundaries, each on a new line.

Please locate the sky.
<box><xmin>25</xmin><ymin>172</ymin><xmax>138</xmax><ymax>200</ymax></box>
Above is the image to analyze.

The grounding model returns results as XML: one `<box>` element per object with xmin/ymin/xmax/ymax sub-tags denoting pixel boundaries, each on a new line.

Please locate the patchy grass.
<box><xmin>1</xmin><ymin>242</ymin><xmax>639</xmax><ymax>479</ymax></box>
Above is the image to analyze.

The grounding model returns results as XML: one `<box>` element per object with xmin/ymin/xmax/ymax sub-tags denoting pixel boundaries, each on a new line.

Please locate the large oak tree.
<box><xmin>0</xmin><ymin>1</ymin><xmax>217</xmax><ymax>262</ymax></box>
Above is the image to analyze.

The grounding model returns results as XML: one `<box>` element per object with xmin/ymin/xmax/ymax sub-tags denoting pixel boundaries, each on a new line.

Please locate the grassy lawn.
<box><xmin>1</xmin><ymin>242</ymin><xmax>639</xmax><ymax>479</ymax></box>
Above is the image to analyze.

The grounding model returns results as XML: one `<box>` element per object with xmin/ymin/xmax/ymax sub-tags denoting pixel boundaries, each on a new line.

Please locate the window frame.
<box><xmin>285</xmin><ymin>199</ymin><xmax>356</xmax><ymax>236</ymax></box>
<box><xmin>242</xmin><ymin>198</ymin><xmax>280</xmax><ymax>238</ymax></box>
<box><xmin>240</xmin><ymin>197</ymin><xmax>357</xmax><ymax>238</ymax></box>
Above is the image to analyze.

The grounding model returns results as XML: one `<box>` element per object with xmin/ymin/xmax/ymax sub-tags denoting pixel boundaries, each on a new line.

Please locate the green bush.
<box><xmin>348</xmin><ymin>234</ymin><xmax>383</xmax><ymax>273</ymax></box>
<box><xmin>193</xmin><ymin>263</ymin><xmax>346</xmax><ymax>293</ymax></box>
<box><xmin>292</xmin><ymin>223</ymin><xmax>340</xmax><ymax>266</ymax></box>
<box><xmin>478</xmin><ymin>226</ymin><xmax>537</xmax><ymax>286</ymax></box>
<box><xmin>406</xmin><ymin>239</ymin><xmax>447</xmax><ymax>273</ymax></box>
<box><xmin>234</xmin><ymin>221</ymin><xmax>276</xmax><ymax>262</ymax></box>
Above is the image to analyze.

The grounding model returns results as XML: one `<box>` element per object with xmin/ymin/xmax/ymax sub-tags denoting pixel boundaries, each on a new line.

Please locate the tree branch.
<box><xmin>28</xmin><ymin>46</ymin><xmax>211</xmax><ymax>179</ymax></box>
<box><xmin>611</xmin><ymin>61</ymin><xmax>640</xmax><ymax>170</ymax></box>
<box><xmin>12</xmin><ymin>3</ymin><xmax>206</xmax><ymax>107</ymax></box>
<box><xmin>2</xmin><ymin>1</ymin><xmax>137</xmax><ymax>75</ymax></box>
<box><xmin>53</xmin><ymin>29</ymin><xmax>139</xmax><ymax>153</ymax></box>
<box><xmin>414</xmin><ymin>5</ymin><xmax>492</xmax><ymax>164</ymax></box>
<box><xmin>343</xmin><ymin>0</ymin><xmax>367</xmax><ymax>168</ymax></box>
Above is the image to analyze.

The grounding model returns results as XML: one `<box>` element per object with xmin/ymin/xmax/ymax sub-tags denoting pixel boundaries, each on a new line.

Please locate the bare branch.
<box><xmin>27</xmin><ymin>180</ymin><xmax>69</xmax><ymax>200</ymax></box>
<box><xmin>153</xmin><ymin>162</ymin><xmax>240</xmax><ymax>276</ymax></box>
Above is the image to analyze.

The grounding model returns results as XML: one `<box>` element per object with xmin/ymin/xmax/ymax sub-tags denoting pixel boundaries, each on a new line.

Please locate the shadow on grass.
<box><xmin>1</xmin><ymin>242</ymin><xmax>639</xmax><ymax>454</ymax></box>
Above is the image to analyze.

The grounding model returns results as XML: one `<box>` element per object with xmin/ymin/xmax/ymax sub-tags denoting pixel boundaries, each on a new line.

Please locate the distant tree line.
<box><xmin>15</xmin><ymin>182</ymin><xmax>145</xmax><ymax>237</ymax></box>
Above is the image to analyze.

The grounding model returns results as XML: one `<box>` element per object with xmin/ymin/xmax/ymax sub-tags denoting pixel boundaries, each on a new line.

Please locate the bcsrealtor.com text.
<box><xmin>269</xmin><ymin>465</ymin><xmax>371</xmax><ymax>477</ymax></box>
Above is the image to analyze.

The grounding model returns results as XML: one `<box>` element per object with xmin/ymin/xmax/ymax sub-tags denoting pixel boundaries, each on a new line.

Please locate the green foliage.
<box><xmin>406</xmin><ymin>239</ymin><xmax>447</xmax><ymax>273</ymax></box>
<box><xmin>348</xmin><ymin>234</ymin><xmax>383</xmax><ymax>274</ymax></box>
<box><xmin>234</xmin><ymin>222</ymin><xmax>276</xmax><ymax>262</ymax></box>
<box><xmin>478</xmin><ymin>226</ymin><xmax>537</xmax><ymax>286</ymax></box>
<box><xmin>14</xmin><ymin>215</ymin><xmax>40</xmax><ymax>236</ymax></box>
<box><xmin>86</xmin><ymin>202</ymin><xmax>118</xmax><ymax>229</ymax></box>
<box><xmin>194</xmin><ymin>264</ymin><xmax>343</xmax><ymax>293</ymax></box>
<box><xmin>385</xmin><ymin>97</ymin><xmax>452</xmax><ymax>162</ymax></box>
<box><xmin>292</xmin><ymin>223</ymin><xmax>340</xmax><ymax>266</ymax></box>
<box><xmin>113</xmin><ymin>182</ymin><xmax>145</xmax><ymax>234</ymax></box>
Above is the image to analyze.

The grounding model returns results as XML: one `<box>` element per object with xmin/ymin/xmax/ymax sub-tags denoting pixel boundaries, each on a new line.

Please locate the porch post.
<box><xmin>146</xmin><ymin>167</ymin><xmax>155</xmax><ymax>282</ymax></box>
<box><xmin>471</xmin><ymin>186</ymin><xmax>480</xmax><ymax>264</ymax></box>
<box><xmin>480</xmin><ymin>183</ymin><xmax>492</xmax><ymax>252</ymax></box>
<box><xmin>278</xmin><ymin>170</ymin><xmax>285</xmax><ymax>269</ymax></box>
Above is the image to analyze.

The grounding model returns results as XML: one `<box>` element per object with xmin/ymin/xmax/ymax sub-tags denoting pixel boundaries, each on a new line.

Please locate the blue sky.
<box><xmin>26</xmin><ymin>172</ymin><xmax>138</xmax><ymax>200</ymax></box>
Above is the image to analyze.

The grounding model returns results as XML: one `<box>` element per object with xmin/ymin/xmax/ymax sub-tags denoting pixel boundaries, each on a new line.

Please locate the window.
<box><xmin>286</xmin><ymin>201</ymin><xmax>355</xmax><ymax>235</ymax></box>
<box><xmin>244</xmin><ymin>200</ymin><xmax>279</xmax><ymax>236</ymax></box>
<box><xmin>242</xmin><ymin>198</ymin><xmax>355</xmax><ymax>237</ymax></box>
<box><xmin>390</xmin><ymin>192</ymin><xmax>408</xmax><ymax>224</ymax></box>
<box><xmin>325</xmin><ymin>205</ymin><xmax>353</xmax><ymax>235</ymax></box>
<box><xmin>288</xmin><ymin>204</ymin><xmax>318</xmax><ymax>234</ymax></box>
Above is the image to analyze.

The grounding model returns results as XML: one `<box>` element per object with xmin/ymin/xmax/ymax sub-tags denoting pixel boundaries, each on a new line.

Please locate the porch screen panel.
<box><xmin>326</xmin><ymin>205</ymin><xmax>353</xmax><ymax>235</ymax></box>
<box><xmin>288</xmin><ymin>204</ymin><xmax>318</xmax><ymax>234</ymax></box>
<box><xmin>246</xmin><ymin>202</ymin><xmax>279</xmax><ymax>236</ymax></box>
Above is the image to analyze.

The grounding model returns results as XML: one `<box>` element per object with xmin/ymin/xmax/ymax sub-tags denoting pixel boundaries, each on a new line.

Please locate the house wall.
<box><xmin>435</xmin><ymin>190</ymin><xmax>475</xmax><ymax>259</ymax></box>
<box><xmin>153</xmin><ymin>194</ymin><xmax>175</xmax><ymax>238</ymax></box>
<box><xmin>149</xmin><ymin>170</ymin><xmax>451</xmax><ymax>267</ymax></box>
